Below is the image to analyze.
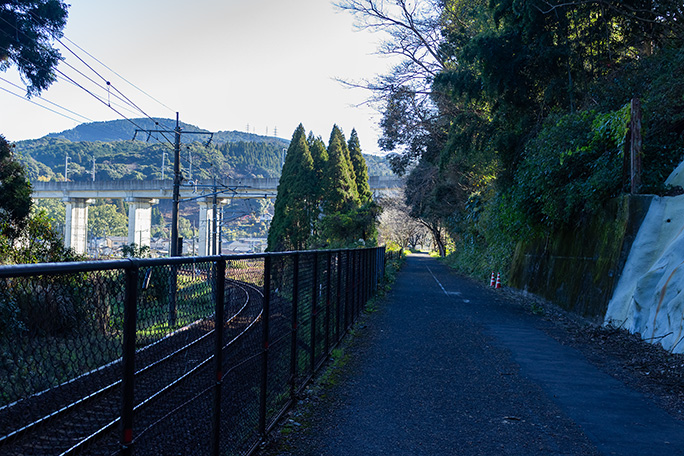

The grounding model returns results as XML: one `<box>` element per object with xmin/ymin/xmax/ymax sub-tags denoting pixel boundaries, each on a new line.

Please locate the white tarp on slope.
<box><xmin>604</xmin><ymin>163</ymin><xmax>684</xmax><ymax>354</ymax></box>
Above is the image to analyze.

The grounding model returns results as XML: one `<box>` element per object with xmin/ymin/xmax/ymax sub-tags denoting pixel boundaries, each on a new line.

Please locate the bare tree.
<box><xmin>335</xmin><ymin>0</ymin><xmax>447</xmax><ymax>97</ymax></box>
<box><xmin>378</xmin><ymin>190</ymin><xmax>429</xmax><ymax>250</ymax></box>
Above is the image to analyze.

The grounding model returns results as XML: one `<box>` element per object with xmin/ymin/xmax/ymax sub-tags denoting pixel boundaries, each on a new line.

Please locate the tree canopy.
<box><xmin>0</xmin><ymin>135</ymin><xmax>32</xmax><ymax>237</ymax></box>
<box><xmin>0</xmin><ymin>0</ymin><xmax>69</xmax><ymax>96</ymax></box>
<box><xmin>340</xmin><ymin>0</ymin><xmax>684</xmax><ymax>270</ymax></box>
<box><xmin>267</xmin><ymin>124</ymin><xmax>315</xmax><ymax>251</ymax></box>
<box><xmin>267</xmin><ymin>124</ymin><xmax>379</xmax><ymax>251</ymax></box>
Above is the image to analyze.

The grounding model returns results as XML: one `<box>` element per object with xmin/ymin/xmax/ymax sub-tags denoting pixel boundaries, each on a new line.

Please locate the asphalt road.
<box><xmin>268</xmin><ymin>253</ymin><xmax>684</xmax><ymax>456</ymax></box>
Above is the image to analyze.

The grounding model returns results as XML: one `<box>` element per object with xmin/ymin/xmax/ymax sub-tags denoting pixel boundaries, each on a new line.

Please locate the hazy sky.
<box><xmin>0</xmin><ymin>0</ymin><xmax>395</xmax><ymax>154</ymax></box>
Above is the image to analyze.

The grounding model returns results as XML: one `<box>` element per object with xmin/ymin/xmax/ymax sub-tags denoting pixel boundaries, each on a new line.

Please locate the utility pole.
<box><xmin>92</xmin><ymin>156</ymin><xmax>96</xmax><ymax>181</ymax></box>
<box><xmin>134</xmin><ymin>113</ymin><xmax>213</xmax><ymax>257</ymax></box>
<box><xmin>64</xmin><ymin>155</ymin><xmax>70</xmax><ymax>182</ymax></box>
<box><xmin>189</xmin><ymin>147</ymin><xmax>193</xmax><ymax>181</ymax></box>
<box><xmin>171</xmin><ymin>114</ymin><xmax>182</xmax><ymax>257</ymax></box>
<box><xmin>212</xmin><ymin>176</ymin><xmax>218</xmax><ymax>256</ymax></box>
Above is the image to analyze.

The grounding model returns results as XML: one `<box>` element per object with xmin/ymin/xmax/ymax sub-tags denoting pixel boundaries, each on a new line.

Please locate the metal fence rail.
<box><xmin>0</xmin><ymin>246</ymin><xmax>386</xmax><ymax>456</ymax></box>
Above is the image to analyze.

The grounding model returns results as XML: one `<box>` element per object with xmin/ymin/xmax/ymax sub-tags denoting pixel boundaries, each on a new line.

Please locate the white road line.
<box><xmin>426</xmin><ymin>265</ymin><xmax>448</xmax><ymax>295</ymax></box>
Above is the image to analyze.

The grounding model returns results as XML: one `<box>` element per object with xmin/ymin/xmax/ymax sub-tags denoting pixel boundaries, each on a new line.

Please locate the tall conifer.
<box><xmin>347</xmin><ymin>129</ymin><xmax>372</xmax><ymax>204</ymax></box>
<box><xmin>321</xmin><ymin>125</ymin><xmax>359</xmax><ymax>214</ymax></box>
<box><xmin>308</xmin><ymin>132</ymin><xmax>329</xmax><ymax>210</ymax></box>
<box><xmin>267</xmin><ymin>124</ymin><xmax>314</xmax><ymax>251</ymax></box>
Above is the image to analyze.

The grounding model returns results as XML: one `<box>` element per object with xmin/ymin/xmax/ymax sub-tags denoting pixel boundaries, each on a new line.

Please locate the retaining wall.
<box><xmin>509</xmin><ymin>195</ymin><xmax>653</xmax><ymax>319</ymax></box>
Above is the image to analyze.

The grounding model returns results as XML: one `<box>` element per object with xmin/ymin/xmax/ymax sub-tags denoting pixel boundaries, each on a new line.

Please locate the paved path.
<box><xmin>271</xmin><ymin>253</ymin><xmax>684</xmax><ymax>455</ymax></box>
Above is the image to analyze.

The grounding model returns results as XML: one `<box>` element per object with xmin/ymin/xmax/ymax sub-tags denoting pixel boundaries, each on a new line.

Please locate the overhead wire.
<box><xmin>0</xmin><ymin>75</ymin><xmax>94</xmax><ymax>123</ymax></box>
<box><xmin>0</xmin><ymin>84</ymin><xmax>89</xmax><ymax>125</ymax></box>
<box><xmin>61</xmin><ymin>35</ymin><xmax>176</xmax><ymax>115</ymax></box>
<box><xmin>0</xmin><ymin>12</ymin><xmax>177</xmax><ymax>148</ymax></box>
<box><xmin>55</xmin><ymin>36</ymin><xmax>172</xmax><ymax>128</ymax></box>
<box><xmin>56</xmin><ymin>58</ymin><xmax>145</xmax><ymax>117</ymax></box>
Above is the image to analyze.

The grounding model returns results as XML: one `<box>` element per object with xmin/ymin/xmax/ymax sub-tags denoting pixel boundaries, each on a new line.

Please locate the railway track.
<box><xmin>0</xmin><ymin>278</ymin><xmax>264</xmax><ymax>456</ymax></box>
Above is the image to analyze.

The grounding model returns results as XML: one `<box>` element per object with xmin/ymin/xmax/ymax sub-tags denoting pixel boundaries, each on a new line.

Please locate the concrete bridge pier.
<box><xmin>63</xmin><ymin>197</ymin><xmax>94</xmax><ymax>255</ymax></box>
<box><xmin>127</xmin><ymin>198</ymin><xmax>159</xmax><ymax>249</ymax></box>
<box><xmin>198</xmin><ymin>198</ymin><xmax>230</xmax><ymax>256</ymax></box>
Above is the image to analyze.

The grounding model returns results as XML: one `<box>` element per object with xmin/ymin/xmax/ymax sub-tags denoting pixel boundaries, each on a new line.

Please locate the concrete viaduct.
<box><xmin>31</xmin><ymin>176</ymin><xmax>402</xmax><ymax>256</ymax></box>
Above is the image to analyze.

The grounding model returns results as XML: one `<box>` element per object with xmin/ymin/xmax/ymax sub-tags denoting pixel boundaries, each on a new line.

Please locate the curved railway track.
<box><xmin>0</xmin><ymin>278</ymin><xmax>265</xmax><ymax>456</ymax></box>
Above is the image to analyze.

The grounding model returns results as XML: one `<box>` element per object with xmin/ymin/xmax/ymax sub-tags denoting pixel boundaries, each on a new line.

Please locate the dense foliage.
<box><xmin>268</xmin><ymin>125</ymin><xmax>379</xmax><ymax>251</ymax></box>
<box><xmin>0</xmin><ymin>0</ymin><xmax>69</xmax><ymax>96</ymax></box>
<box><xmin>0</xmin><ymin>135</ymin><xmax>32</xmax><ymax>238</ymax></box>
<box><xmin>267</xmin><ymin>125</ymin><xmax>316</xmax><ymax>251</ymax></box>
<box><xmin>14</xmin><ymin>118</ymin><xmax>393</xmax><ymax>181</ymax></box>
<box><xmin>15</xmin><ymin>136</ymin><xmax>287</xmax><ymax>181</ymax></box>
<box><xmin>341</xmin><ymin>0</ymin><xmax>684</xmax><ymax>276</ymax></box>
<box><xmin>1</xmin><ymin>137</ymin><xmax>78</xmax><ymax>264</ymax></box>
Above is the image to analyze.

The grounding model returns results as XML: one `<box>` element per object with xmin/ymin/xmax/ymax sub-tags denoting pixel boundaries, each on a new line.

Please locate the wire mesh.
<box><xmin>0</xmin><ymin>268</ymin><xmax>125</xmax><ymax>455</ymax></box>
<box><xmin>0</xmin><ymin>248</ymin><xmax>384</xmax><ymax>456</ymax></box>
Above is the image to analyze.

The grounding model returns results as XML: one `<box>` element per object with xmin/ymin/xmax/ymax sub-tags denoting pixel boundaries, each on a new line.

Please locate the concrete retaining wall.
<box><xmin>509</xmin><ymin>195</ymin><xmax>653</xmax><ymax>319</ymax></box>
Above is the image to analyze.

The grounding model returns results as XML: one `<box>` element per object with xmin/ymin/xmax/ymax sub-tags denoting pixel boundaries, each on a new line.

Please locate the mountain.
<box><xmin>46</xmin><ymin>118</ymin><xmax>288</xmax><ymax>146</ymax></box>
<box><xmin>14</xmin><ymin>118</ymin><xmax>393</xmax><ymax>182</ymax></box>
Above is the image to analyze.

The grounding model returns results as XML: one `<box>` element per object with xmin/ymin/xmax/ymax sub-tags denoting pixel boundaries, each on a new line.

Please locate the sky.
<box><xmin>0</xmin><ymin>0</ymin><xmax>396</xmax><ymax>154</ymax></box>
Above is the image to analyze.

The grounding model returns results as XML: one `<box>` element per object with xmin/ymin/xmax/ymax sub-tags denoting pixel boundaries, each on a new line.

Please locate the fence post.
<box><xmin>335</xmin><ymin>252</ymin><xmax>342</xmax><ymax>344</ymax></box>
<box><xmin>344</xmin><ymin>250</ymin><xmax>351</xmax><ymax>331</ymax></box>
<box><xmin>168</xmin><ymin>265</ymin><xmax>178</xmax><ymax>328</ymax></box>
<box><xmin>310</xmin><ymin>252</ymin><xmax>318</xmax><ymax>372</ymax></box>
<box><xmin>121</xmin><ymin>262</ymin><xmax>139</xmax><ymax>456</ymax></box>
<box><xmin>324</xmin><ymin>251</ymin><xmax>331</xmax><ymax>357</ymax></box>
<box><xmin>355</xmin><ymin>250</ymin><xmax>361</xmax><ymax>321</ymax></box>
<box><xmin>362</xmin><ymin>249</ymin><xmax>368</xmax><ymax>305</ymax></box>
<box><xmin>289</xmin><ymin>253</ymin><xmax>300</xmax><ymax>400</ymax></box>
<box><xmin>212</xmin><ymin>258</ymin><xmax>226</xmax><ymax>456</ymax></box>
<box><xmin>366</xmin><ymin>249</ymin><xmax>371</xmax><ymax>301</ymax></box>
<box><xmin>259</xmin><ymin>255</ymin><xmax>272</xmax><ymax>437</ymax></box>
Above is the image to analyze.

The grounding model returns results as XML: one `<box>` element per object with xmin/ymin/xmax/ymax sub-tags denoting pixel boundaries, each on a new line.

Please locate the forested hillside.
<box><xmin>13</xmin><ymin>118</ymin><xmax>392</xmax><ymax>181</ymax></box>
<box><xmin>341</xmin><ymin>0</ymin><xmax>684</xmax><ymax>274</ymax></box>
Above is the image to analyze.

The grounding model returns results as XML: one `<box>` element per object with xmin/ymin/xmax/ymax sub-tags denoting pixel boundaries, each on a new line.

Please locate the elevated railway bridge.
<box><xmin>31</xmin><ymin>176</ymin><xmax>402</xmax><ymax>255</ymax></box>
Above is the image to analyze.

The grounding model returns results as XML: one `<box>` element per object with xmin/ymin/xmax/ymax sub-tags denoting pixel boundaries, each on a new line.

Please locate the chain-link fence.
<box><xmin>0</xmin><ymin>246</ymin><xmax>386</xmax><ymax>456</ymax></box>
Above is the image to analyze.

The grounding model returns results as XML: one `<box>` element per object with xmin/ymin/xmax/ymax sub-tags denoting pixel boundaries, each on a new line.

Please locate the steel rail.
<box><xmin>0</xmin><ymin>279</ymin><xmax>255</xmax><ymax>453</ymax></box>
<box><xmin>60</xmin><ymin>281</ymin><xmax>264</xmax><ymax>455</ymax></box>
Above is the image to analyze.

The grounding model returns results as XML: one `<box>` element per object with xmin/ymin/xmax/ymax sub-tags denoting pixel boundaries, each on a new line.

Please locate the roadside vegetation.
<box><xmin>340</xmin><ymin>0</ymin><xmax>684</xmax><ymax>281</ymax></box>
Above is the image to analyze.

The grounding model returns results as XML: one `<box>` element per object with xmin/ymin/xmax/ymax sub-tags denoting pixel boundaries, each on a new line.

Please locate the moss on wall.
<box><xmin>509</xmin><ymin>195</ymin><xmax>653</xmax><ymax>319</ymax></box>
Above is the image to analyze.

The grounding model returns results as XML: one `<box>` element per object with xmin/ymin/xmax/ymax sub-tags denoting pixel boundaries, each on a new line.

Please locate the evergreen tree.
<box><xmin>321</xmin><ymin>125</ymin><xmax>359</xmax><ymax>214</ymax></box>
<box><xmin>307</xmin><ymin>132</ymin><xmax>329</xmax><ymax>221</ymax></box>
<box><xmin>347</xmin><ymin>129</ymin><xmax>372</xmax><ymax>204</ymax></box>
<box><xmin>0</xmin><ymin>0</ymin><xmax>69</xmax><ymax>96</ymax></box>
<box><xmin>267</xmin><ymin>125</ymin><xmax>315</xmax><ymax>251</ymax></box>
<box><xmin>0</xmin><ymin>135</ymin><xmax>32</xmax><ymax>238</ymax></box>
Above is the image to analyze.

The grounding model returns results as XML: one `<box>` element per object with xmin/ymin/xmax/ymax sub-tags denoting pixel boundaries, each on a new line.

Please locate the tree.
<box><xmin>32</xmin><ymin>198</ymin><xmax>64</xmax><ymax>232</ymax></box>
<box><xmin>347</xmin><ymin>129</ymin><xmax>372</xmax><ymax>204</ymax></box>
<box><xmin>0</xmin><ymin>135</ymin><xmax>32</xmax><ymax>238</ymax></box>
<box><xmin>0</xmin><ymin>210</ymin><xmax>79</xmax><ymax>264</ymax></box>
<box><xmin>378</xmin><ymin>191</ymin><xmax>429</xmax><ymax>250</ymax></box>
<box><xmin>308</xmin><ymin>132</ymin><xmax>329</xmax><ymax>213</ymax></box>
<box><xmin>267</xmin><ymin>124</ymin><xmax>316</xmax><ymax>251</ymax></box>
<box><xmin>314</xmin><ymin>126</ymin><xmax>383</xmax><ymax>248</ymax></box>
<box><xmin>88</xmin><ymin>202</ymin><xmax>128</xmax><ymax>238</ymax></box>
<box><xmin>0</xmin><ymin>0</ymin><xmax>69</xmax><ymax>96</ymax></box>
<box><xmin>321</xmin><ymin>125</ymin><xmax>359</xmax><ymax>214</ymax></box>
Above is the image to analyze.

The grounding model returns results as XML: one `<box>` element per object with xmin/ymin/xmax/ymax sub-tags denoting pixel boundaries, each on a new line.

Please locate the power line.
<box><xmin>56</xmin><ymin>58</ymin><xmax>144</xmax><ymax>116</ymax></box>
<box><xmin>61</xmin><ymin>36</ymin><xmax>176</xmax><ymax>114</ymax></box>
<box><xmin>56</xmin><ymin>37</ymin><xmax>165</xmax><ymax>123</ymax></box>
<box><xmin>0</xmin><ymin>84</ymin><xmax>86</xmax><ymax>125</ymax></box>
<box><xmin>0</xmin><ymin>14</ymin><xmax>176</xmax><ymax>147</ymax></box>
<box><xmin>0</xmin><ymin>76</ymin><xmax>95</xmax><ymax>124</ymax></box>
